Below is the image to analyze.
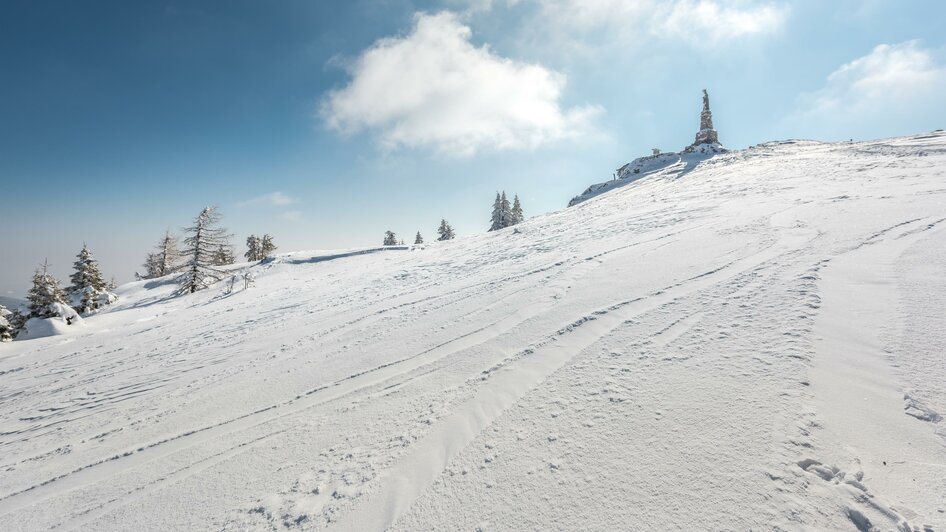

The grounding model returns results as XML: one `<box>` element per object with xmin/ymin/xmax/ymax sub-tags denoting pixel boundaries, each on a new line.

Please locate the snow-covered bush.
<box><xmin>18</xmin><ymin>303</ymin><xmax>84</xmax><ymax>340</ymax></box>
<box><xmin>15</xmin><ymin>263</ymin><xmax>84</xmax><ymax>340</ymax></box>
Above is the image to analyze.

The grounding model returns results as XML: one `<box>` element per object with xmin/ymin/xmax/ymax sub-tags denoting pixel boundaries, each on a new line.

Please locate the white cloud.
<box><xmin>320</xmin><ymin>11</ymin><xmax>601</xmax><ymax>157</ymax></box>
<box><xmin>236</xmin><ymin>191</ymin><xmax>297</xmax><ymax>208</ymax></box>
<box><xmin>787</xmin><ymin>41</ymin><xmax>946</xmax><ymax>137</ymax></box>
<box><xmin>822</xmin><ymin>41</ymin><xmax>944</xmax><ymax>104</ymax></box>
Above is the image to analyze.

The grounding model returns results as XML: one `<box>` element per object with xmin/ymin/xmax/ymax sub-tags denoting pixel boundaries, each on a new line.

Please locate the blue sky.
<box><xmin>2</xmin><ymin>0</ymin><xmax>945</xmax><ymax>297</ymax></box>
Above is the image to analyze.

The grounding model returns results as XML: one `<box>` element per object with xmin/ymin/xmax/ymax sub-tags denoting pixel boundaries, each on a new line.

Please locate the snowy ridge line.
<box><xmin>336</xmin><ymin>226</ymin><xmax>817</xmax><ymax>531</ymax></box>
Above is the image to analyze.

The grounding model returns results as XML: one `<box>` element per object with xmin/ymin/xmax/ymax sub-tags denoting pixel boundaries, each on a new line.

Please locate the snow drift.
<box><xmin>1</xmin><ymin>132</ymin><xmax>946</xmax><ymax>530</ymax></box>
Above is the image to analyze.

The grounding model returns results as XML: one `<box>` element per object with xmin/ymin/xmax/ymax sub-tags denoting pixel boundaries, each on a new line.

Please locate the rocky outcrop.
<box><xmin>691</xmin><ymin>89</ymin><xmax>720</xmax><ymax>147</ymax></box>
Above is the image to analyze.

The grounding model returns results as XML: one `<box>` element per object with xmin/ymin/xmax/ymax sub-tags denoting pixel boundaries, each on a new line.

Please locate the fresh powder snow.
<box><xmin>1</xmin><ymin>132</ymin><xmax>946</xmax><ymax>530</ymax></box>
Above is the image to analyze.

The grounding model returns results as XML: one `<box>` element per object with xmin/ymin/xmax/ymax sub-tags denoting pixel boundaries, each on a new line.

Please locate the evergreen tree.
<box><xmin>260</xmin><ymin>234</ymin><xmax>277</xmax><ymax>257</ymax></box>
<box><xmin>212</xmin><ymin>244</ymin><xmax>235</xmax><ymax>266</ymax></box>
<box><xmin>179</xmin><ymin>207</ymin><xmax>232</xmax><ymax>294</ymax></box>
<box><xmin>500</xmin><ymin>191</ymin><xmax>513</xmax><ymax>228</ymax></box>
<box><xmin>511</xmin><ymin>194</ymin><xmax>524</xmax><ymax>225</ymax></box>
<box><xmin>68</xmin><ymin>244</ymin><xmax>109</xmax><ymax>313</ymax></box>
<box><xmin>0</xmin><ymin>304</ymin><xmax>14</xmax><ymax>341</ymax></box>
<box><xmin>383</xmin><ymin>231</ymin><xmax>397</xmax><ymax>246</ymax></box>
<box><xmin>414</xmin><ymin>231</ymin><xmax>424</xmax><ymax>245</ymax></box>
<box><xmin>245</xmin><ymin>235</ymin><xmax>261</xmax><ymax>261</ymax></box>
<box><xmin>437</xmin><ymin>219</ymin><xmax>455</xmax><ymax>241</ymax></box>
<box><xmin>245</xmin><ymin>234</ymin><xmax>276</xmax><ymax>260</ymax></box>
<box><xmin>27</xmin><ymin>260</ymin><xmax>68</xmax><ymax>318</ymax></box>
<box><xmin>141</xmin><ymin>253</ymin><xmax>159</xmax><ymax>279</ymax></box>
<box><xmin>490</xmin><ymin>191</ymin><xmax>516</xmax><ymax>230</ymax></box>
<box><xmin>489</xmin><ymin>192</ymin><xmax>503</xmax><ymax>231</ymax></box>
<box><xmin>142</xmin><ymin>231</ymin><xmax>181</xmax><ymax>279</ymax></box>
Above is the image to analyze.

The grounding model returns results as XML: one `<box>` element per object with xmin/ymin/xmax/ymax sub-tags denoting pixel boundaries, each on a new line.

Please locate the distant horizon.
<box><xmin>4</xmin><ymin>0</ymin><xmax>946</xmax><ymax>297</ymax></box>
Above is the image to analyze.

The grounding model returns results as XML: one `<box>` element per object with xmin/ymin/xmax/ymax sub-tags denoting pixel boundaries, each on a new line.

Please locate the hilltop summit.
<box><xmin>569</xmin><ymin>90</ymin><xmax>729</xmax><ymax>207</ymax></box>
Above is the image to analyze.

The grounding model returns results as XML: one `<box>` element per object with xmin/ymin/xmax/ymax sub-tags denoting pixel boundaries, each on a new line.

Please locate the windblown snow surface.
<box><xmin>2</xmin><ymin>133</ymin><xmax>946</xmax><ymax>531</ymax></box>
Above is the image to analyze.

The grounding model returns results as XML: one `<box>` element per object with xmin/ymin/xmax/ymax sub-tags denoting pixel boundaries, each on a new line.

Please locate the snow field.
<box><xmin>1</xmin><ymin>132</ymin><xmax>946</xmax><ymax>530</ymax></box>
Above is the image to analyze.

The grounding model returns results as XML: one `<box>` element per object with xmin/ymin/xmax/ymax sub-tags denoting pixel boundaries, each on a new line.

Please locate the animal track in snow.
<box><xmin>903</xmin><ymin>392</ymin><xmax>942</xmax><ymax>423</ymax></box>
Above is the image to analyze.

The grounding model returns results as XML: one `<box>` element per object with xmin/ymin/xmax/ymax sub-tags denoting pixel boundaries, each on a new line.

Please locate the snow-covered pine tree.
<box><xmin>383</xmin><ymin>231</ymin><xmax>397</xmax><ymax>246</ymax></box>
<box><xmin>179</xmin><ymin>207</ymin><xmax>231</xmax><ymax>294</ymax></box>
<box><xmin>27</xmin><ymin>260</ymin><xmax>69</xmax><ymax>318</ymax></box>
<box><xmin>511</xmin><ymin>194</ymin><xmax>524</xmax><ymax>225</ymax></box>
<box><xmin>500</xmin><ymin>191</ymin><xmax>513</xmax><ymax>229</ymax></box>
<box><xmin>0</xmin><ymin>304</ymin><xmax>14</xmax><ymax>341</ymax></box>
<box><xmin>245</xmin><ymin>235</ymin><xmax>261</xmax><ymax>261</ymax></box>
<box><xmin>437</xmin><ymin>219</ymin><xmax>455</xmax><ymax>241</ymax></box>
<box><xmin>414</xmin><ymin>231</ymin><xmax>423</xmax><ymax>245</ymax></box>
<box><xmin>260</xmin><ymin>234</ymin><xmax>277</xmax><ymax>257</ymax></box>
<box><xmin>489</xmin><ymin>192</ymin><xmax>503</xmax><ymax>231</ymax></box>
<box><xmin>68</xmin><ymin>244</ymin><xmax>109</xmax><ymax>313</ymax></box>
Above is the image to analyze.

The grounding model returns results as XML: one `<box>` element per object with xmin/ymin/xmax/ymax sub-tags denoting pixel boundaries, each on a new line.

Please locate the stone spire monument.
<box><xmin>692</xmin><ymin>89</ymin><xmax>720</xmax><ymax>146</ymax></box>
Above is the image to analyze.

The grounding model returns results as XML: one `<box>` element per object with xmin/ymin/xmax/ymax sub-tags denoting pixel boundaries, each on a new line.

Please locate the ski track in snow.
<box><xmin>1</xmin><ymin>133</ymin><xmax>945</xmax><ymax>530</ymax></box>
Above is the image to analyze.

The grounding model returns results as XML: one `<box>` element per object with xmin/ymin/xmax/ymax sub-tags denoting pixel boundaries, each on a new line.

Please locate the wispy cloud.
<box><xmin>655</xmin><ymin>0</ymin><xmax>787</xmax><ymax>45</ymax></box>
<box><xmin>786</xmin><ymin>40</ymin><xmax>946</xmax><ymax>137</ymax></box>
<box><xmin>479</xmin><ymin>0</ymin><xmax>787</xmax><ymax>55</ymax></box>
<box><xmin>320</xmin><ymin>11</ymin><xmax>601</xmax><ymax>158</ymax></box>
<box><xmin>236</xmin><ymin>191</ymin><xmax>297</xmax><ymax>208</ymax></box>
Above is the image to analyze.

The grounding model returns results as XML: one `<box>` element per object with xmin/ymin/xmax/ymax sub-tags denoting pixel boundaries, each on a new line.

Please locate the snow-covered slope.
<box><xmin>2</xmin><ymin>132</ymin><xmax>946</xmax><ymax>530</ymax></box>
<box><xmin>568</xmin><ymin>143</ymin><xmax>727</xmax><ymax>207</ymax></box>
